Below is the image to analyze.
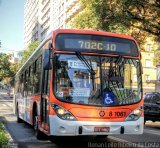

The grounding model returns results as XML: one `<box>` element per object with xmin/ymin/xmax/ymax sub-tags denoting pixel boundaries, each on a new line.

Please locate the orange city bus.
<box><xmin>14</xmin><ymin>29</ymin><xmax>143</xmax><ymax>139</ymax></box>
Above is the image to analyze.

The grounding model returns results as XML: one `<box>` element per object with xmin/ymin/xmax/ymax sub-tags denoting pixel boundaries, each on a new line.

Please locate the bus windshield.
<box><xmin>54</xmin><ymin>54</ymin><xmax>142</xmax><ymax>106</ymax></box>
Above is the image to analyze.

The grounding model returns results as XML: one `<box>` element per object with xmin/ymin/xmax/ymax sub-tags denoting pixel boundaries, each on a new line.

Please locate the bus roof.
<box><xmin>53</xmin><ymin>29</ymin><xmax>136</xmax><ymax>41</ymax></box>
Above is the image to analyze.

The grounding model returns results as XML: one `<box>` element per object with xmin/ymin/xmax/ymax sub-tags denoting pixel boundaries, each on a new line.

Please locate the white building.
<box><xmin>24</xmin><ymin>0</ymin><xmax>80</xmax><ymax>48</ymax></box>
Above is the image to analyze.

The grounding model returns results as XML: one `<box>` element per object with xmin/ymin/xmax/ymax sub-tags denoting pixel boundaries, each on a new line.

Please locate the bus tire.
<box><xmin>16</xmin><ymin>104</ymin><xmax>23</xmax><ymax>123</ymax></box>
<box><xmin>33</xmin><ymin>113</ymin><xmax>45</xmax><ymax>140</ymax></box>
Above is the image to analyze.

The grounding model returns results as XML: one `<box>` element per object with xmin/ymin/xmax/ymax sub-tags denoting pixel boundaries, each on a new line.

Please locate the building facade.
<box><xmin>141</xmin><ymin>51</ymin><xmax>157</xmax><ymax>93</ymax></box>
<box><xmin>24</xmin><ymin>0</ymin><xmax>80</xmax><ymax>48</ymax></box>
<box><xmin>156</xmin><ymin>65</ymin><xmax>160</xmax><ymax>92</ymax></box>
<box><xmin>140</xmin><ymin>37</ymin><xmax>160</xmax><ymax>93</ymax></box>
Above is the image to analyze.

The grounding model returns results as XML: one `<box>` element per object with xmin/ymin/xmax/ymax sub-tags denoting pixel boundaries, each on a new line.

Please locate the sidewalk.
<box><xmin>0</xmin><ymin>90</ymin><xmax>14</xmax><ymax>117</ymax></box>
<box><xmin>0</xmin><ymin>90</ymin><xmax>18</xmax><ymax>148</ymax></box>
<box><xmin>0</xmin><ymin>89</ymin><xmax>14</xmax><ymax>114</ymax></box>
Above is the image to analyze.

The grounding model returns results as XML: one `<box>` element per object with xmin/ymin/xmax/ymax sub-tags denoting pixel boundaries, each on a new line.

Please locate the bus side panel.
<box><xmin>16</xmin><ymin>92</ymin><xmax>41</xmax><ymax>126</ymax></box>
<box><xmin>16</xmin><ymin>92</ymin><xmax>24</xmax><ymax>120</ymax></box>
<box><xmin>24</xmin><ymin>96</ymin><xmax>31</xmax><ymax>123</ymax></box>
<box><xmin>30</xmin><ymin>96</ymin><xmax>41</xmax><ymax>126</ymax></box>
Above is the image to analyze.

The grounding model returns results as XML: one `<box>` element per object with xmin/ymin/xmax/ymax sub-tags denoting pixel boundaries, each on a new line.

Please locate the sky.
<box><xmin>0</xmin><ymin>0</ymin><xmax>24</xmax><ymax>55</ymax></box>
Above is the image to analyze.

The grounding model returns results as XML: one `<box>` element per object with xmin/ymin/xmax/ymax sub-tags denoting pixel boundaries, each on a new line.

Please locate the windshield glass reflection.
<box><xmin>54</xmin><ymin>54</ymin><xmax>142</xmax><ymax>106</ymax></box>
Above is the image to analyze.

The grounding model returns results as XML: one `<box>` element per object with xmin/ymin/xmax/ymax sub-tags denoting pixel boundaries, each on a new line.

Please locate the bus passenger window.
<box><xmin>33</xmin><ymin>56</ymin><xmax>42</xmax><ymax>94</ymax></box>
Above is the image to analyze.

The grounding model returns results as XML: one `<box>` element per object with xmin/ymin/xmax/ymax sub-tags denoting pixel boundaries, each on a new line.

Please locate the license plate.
<box><xmin>94</xmin><ymin>127</ymin><xmax>110</xmax><ymax>132</ymax></box>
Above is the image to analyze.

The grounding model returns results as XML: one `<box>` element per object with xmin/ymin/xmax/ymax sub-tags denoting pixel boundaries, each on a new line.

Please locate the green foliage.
<box><xmin>0</xmin><ymin>53</ymin><xmax>14</xmax><ymax>82</ymax></box>
<box><xmin>73</xmin><ymin>8</ymin><xmax>99</xmax><ymax>30</ymax></box>
<box><xmin>0</xmin><ymin>122</ymin><xmax>9</xmax><ymax>147</ymax></box>
<box><xmin>9</xmin><ymin>62</ymin><xmax>19</xmax><ymax>86</ymax></box>
<box><xmin>0</xmin><ymin>41</ymin><xmax>39</xmax><ymax>85</ymax></box>
<box><xmin>72</xmin><ymin>0</ymin><xmax>160</xmax><ymax>64</ymax></box>
<box><xmin>18</xmin><ymin>41</ymin><xmax>40</xmax><ymax>67</ymax></box>
<box><xmin>0</xmin><ymin>53</ymin><xmax>19</xmax><ymax>86</ymax></box>
<box><xmin>73</xmin><ymin>0</ymin><xmax>160</xmax><ymax>42</ymax></box>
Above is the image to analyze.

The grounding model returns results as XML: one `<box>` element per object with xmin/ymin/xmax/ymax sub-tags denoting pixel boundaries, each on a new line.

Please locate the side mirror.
<box><xmin>43</xmin><ymin>48</ymin><xmax>52</xmax><ymax>70</ymax></box>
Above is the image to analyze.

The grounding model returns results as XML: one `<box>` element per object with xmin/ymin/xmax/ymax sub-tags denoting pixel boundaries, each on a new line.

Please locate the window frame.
<box><xmin>53</xmin><ymin>53</ymin><xmax>142</xmax><ymax>107</ymax></box>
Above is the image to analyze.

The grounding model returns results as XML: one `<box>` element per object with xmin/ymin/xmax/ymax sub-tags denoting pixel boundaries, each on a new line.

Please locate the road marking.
<box><xmin>108</xmin><ymin>136</ymin><xmax>144</xmax><ymax>148</ymax></box>
<box><xmin>144</xmin><ymin>129</ymin><xmax>160</xmax><ymax>136</ymax></box>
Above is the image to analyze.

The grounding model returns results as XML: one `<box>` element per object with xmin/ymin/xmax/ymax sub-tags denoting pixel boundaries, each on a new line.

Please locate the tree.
<box><xmin>9</xmin><ymin>62</ymin><xmax>19</xmax><ymax>86</ymax></box>
<box><xmin>0</xmin><ymin>54</ymin><xmax>13</xmax><ymax>81</ymax></box>
<box><xmin>0</xmin><ymin>41</ymin><xmax>40</xmax><ymax>86</ymax></box>
<box><xmin>18</xmin><ymin>41</ymin><xmax>40</xmax><ymax>67</ymax></box>
<box><xmin>72</xmin><ymin>0</ymin><xmax>160</xmax><ymax>45</ymax></box>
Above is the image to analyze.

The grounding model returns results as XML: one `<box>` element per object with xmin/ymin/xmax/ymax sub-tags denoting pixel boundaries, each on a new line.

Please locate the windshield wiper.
<box><xmin>115</xmin><ymin>55</ymin><xmax>124</xmax><ymax>66</ymax></box>
<box><xmin>75</xmin><ymin>52</ymin><xmax>96</xmax><ymax>75</ymax></box>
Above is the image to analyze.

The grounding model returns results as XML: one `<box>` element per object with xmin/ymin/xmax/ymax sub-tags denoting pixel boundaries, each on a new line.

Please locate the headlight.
<box><xmin>51</xmin><ymin>104</ymin><xmax>76</xmax><ymax>121</ymax></box>
<box><xmin>125</xmin><ymin>106</ymin><xmax>143</xmax><ymax>121</ymax></box>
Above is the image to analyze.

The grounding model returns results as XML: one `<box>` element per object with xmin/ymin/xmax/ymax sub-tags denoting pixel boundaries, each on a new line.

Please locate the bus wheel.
<box><xmin>16</xmin><ymin>105</ymin><xmax>23</xmax><ymax>123</ymax></box>
<box><xmin>33</xmin><ymin>115</ymin><xmax>45</xmax><ymax>140</ymax></box>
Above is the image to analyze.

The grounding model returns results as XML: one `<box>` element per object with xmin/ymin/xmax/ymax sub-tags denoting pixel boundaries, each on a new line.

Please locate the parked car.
<box><xmin>144</xmin><ymin>92</ymin><xmax>160</xmax><ymax>124</ymax></box>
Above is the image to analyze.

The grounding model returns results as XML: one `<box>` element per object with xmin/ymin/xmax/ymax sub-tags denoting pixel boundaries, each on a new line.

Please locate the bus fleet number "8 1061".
<box><xmin>108</xmin><ymin>111</ymin><xmax>126</xmax><ymax>117</ymax></box>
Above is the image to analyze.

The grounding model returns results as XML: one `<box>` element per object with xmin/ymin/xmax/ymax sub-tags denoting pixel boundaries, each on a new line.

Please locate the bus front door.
<box><xmin>41</xmin><ymin>69</ymin><xmax>50</xmax><ymax>133</ymax></box>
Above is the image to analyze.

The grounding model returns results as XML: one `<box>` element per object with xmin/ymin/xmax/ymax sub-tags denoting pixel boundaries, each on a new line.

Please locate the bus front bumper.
<box><xmin>49</xmin><ymin>115</ymin><xmax>144</xmax><ymax>136</ymax></box>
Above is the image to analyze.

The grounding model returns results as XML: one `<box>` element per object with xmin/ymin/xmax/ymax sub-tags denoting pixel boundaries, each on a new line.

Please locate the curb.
<box><xmin>0</xmin><ymin>117</ymin><xmax>19</xmax><ymax>148</ymax></box>
<box><xmin>4</xmin><ymin>124</ymin><xmax>19</xmax><ymax>148</ymax></box>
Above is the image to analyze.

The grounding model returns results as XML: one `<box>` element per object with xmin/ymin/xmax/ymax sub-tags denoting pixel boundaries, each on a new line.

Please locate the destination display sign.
<box><xmin>65</xmin><ymin>39</ymin><xmax>130</xmax><ymax>53</ymax></box>
<box><xmin>55</xmin><ymin>34</ymin><xmax>139</xmax><ymax>56</ymax></box>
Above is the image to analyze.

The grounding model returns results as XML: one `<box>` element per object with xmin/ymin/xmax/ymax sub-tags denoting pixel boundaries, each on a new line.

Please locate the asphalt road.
<box><xmin>0</xmin><ymin>91</ymin><xmax>160</xmax><ymax>148</ymax></box>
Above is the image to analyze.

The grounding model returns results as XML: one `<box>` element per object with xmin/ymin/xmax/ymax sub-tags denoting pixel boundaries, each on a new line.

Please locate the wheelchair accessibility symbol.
<box><xmin>104</xmin><ymin>93</ymin><xmax>114</xmax><ymax>105</ymax></box>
